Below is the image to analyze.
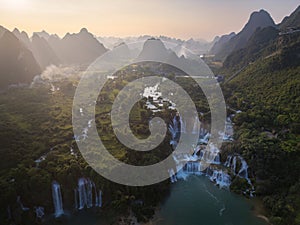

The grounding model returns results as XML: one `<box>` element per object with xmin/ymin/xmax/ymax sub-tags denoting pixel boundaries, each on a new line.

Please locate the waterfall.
<box><xmin>17</xmin><ymin>196</ymin><xmax>29</xmax><ymax>211</ymax></box>
<box><xmin>214</xmin><ymin>153</ymin><xmax>221</xmax><ymax>165</ymax></box>
<box><xmin>192</xmin><ymin>116</ymin><xmax>200</xmax><ymax>134</ymax></box>
<box><xmin>200</xmin><ymin>128</ymin><xmax>205</xmax><ymax>136</ymax></box>
<box><xmin>99</xmin><ymin>190</ymin><xmax>102</xmax><ymax>208</ymax></box>
<box><xmin>82</xmin><ymin>127</ymin><xmax>88</xmax><ymax>140</ymax></box>
<box><xmin>74</xmin><ymin>189</ymin><xmax>78</xmax><ymax>209</ymax></box>
<box><xmin>169</xmin><ymin>124</ymin><xmax>177</xmax><ymax>143</ymax></box>
<box><xmin>209</xmin><ymin>170</ymin><xmax>231</xmax><ymax>188</ymax></box>
<box><xmin>52</xmin><ymin>181</ymin><xmax>64</xmax><ymax>217</ymax></box>
<box><xmin>168</xmin><ymin>113</ymin><xmax>231</xmax><ymax>188</ymax></box>
<box><xmin>199</xmin><ymin>149</ymin><xmax>220</xmax><ymax>164</ymax></box>
<box><xmin>173</xmin><ymin>116</ymin><xmax>180</xmax><ymax>133</ymax></box>
<box><xmin>231</xmin><ymin>156</ymin><xmax>237</xmax><ymax>175</ymax></box>
<box><xmin>237</xmin><ymin>156</ymin><xmax>254</xmax><ymax>188</ymax></box>
<box><xmin>224</xmin><ymin>155</ymin><xmax>233</xmax><ymax>167</ymax></box>
<box><xmin>76</xmin><ymin>178</ymin><xmax>102</xmax><ymax>210</ymax></box>
<box><xmin>193</xmin><ymin>145</ymin><xmax>201</xmax><ymax>156</ymax></box>
<box><xmin>183</xmin><ymin>161</ymin><xmax>201</xmax><ymax>173</ymax></box>
<box><xmin>199</xmin><ymin>132</ymin><xmax>210</xmax><ymax>144</ymax></box>
<box><xmin>88</xmin><ymin>119</ymin><xmax>92</xmax><ymax>128</ymax></box>
<box><xmin>86</xmin><ymin>180</ymin><xmax>93</xmax><ymax>208</ymax></box>
<box><xmin>237</xmin><ymin>156</ymin><xmax>248</xmax><ymax>178</ymax></box>
<box><xmin>168</xmin><ymin>169</ymin><xmax>177</xmax><ymax>183</ymax></box>
<box><xmin>223</xmin><ymin>154</ymin><xmax>254</xmax><ymax>191</ymax></box>
<box><xmin>179</xmin><ymin>117</ymin><xmax>186</xmax><ymax>133</ymax></box>
<box><xmin>78</xmin><ymin>178</ymin><xmax>88</xmax><ymax>210</ymax></box>
<box><xmin>192</xmin><ymin>118</ymin><xmax>197</xmax><ymax>134</ymax></box>
<box><xmin>94</xmin><ymin>183</ymin><xmax>99</xmax><ymax>207</ymax></box>
<box><xmin>225</xmin><ymin>155</ymin><xmax>249</xmax><ymax>178</ymax></box>
<box><xmin>169</xmin><ymin>114</ymin><xmax>182</xmax><ymax>147</ymax></box>
<box><xmin>35</xmin><ymin>206</ymin><xmax>45</xmax><ymax>219</ymax></box>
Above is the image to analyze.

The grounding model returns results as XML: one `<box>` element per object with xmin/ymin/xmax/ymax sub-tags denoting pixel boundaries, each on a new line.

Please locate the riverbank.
<box><xmin>142</xmin><ymin>176</ymin><xmax>268</xmax><ymax>225</ymax></box>
<box><xmin>252</xmin><ymin>197</ymin><xmax>271</xmax><ymax>225</ymax></box>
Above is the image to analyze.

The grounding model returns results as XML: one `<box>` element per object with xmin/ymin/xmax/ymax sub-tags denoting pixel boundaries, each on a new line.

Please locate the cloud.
<box><xmin>30</xmin><ymin>64</ymin><xmax>82</xmax><ymax>88</ymax></box>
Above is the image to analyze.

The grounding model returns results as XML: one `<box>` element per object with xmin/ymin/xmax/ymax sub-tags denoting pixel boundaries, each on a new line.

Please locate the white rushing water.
<box><xmin>52</xmin><ymin>181</ymin><xmax>64</xmax><ymax>217</ymax></box>
<box><xmin>75</xmin><ymin>178</ymin><xmax>102</xmax><ymax>210</ymax></box>
<box><xmin>168</xmin><ymin>114</ymin><xmax>253</xmax><ymax>193</ymax></box>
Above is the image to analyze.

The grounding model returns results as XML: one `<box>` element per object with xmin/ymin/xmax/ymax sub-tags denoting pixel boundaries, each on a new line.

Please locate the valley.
<box><xmin>0</xmin><ymin>3</ymin><xmax>299</xmax><ymax>225</ymax></box>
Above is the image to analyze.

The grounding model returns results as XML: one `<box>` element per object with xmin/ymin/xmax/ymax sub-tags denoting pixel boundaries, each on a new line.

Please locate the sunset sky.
<box><xmin>0</xmin><ymin>0</ymin><xmax>299</xmax><ymax>41</ymax></box>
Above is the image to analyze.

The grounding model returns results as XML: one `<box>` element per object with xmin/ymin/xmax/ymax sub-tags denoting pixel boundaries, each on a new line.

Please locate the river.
<box><xmin>153</xmin><ymin>175</ymin><xmax>267</xmax><ymax>225</ymax></box>
<box><xmin>54</xmin><ymin>175</ymin><xmax>267</xmax><ymax>225</ymax></box>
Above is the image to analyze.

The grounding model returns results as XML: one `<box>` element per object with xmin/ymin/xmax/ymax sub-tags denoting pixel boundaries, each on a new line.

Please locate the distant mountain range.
<box><xmin>209</xmin><ymin>32</ymin><xmax>236</xmax><ymax>56</ymax></box>
<box><xmin>221</xmin><ymin>7</ymin><xmax>300</xmax><ymax>224</ymax></box>
<box><xmin>210</xmin><ymin>9</ymin><xmax>277</xmax><ymax>60</ymax></box>
<box><xmin>221</xmin><ymin>6</ymin><xmax>300</xmax><ymax>72</ymax></box>
<box><xmin>0</xmin><ymin>27</ymin><xmax>109</xmax><ymax>88</ymax></box>
<box><xmin>48</xmin><ymin>28</ymin><xmax>107</xmax><ymax>65</ymax></box>
<box><xmin>13</xmin><ymin>29</ymin><xmax>60</xmax><ymax>70</ymax></box>
<box><xmin>0</xmin><ymin>26</ymin><xmax>41</xmax><ymax>88</ymax></box>
<box><xmin>0</xmin><ymin>5</ymin><xmax>299</xmax><ymax>88</ymax></box>
<box><xmin>210</xmin><ymin>6</ymin><xmax>300</xmax><ymax>62</ymax></box>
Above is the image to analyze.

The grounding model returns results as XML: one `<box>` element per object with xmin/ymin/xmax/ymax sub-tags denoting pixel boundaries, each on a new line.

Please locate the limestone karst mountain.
<box><xmin>48</xmin><ymin>28</ymin><xmax>108</xmax><ymax>65</ymax></box>
<box><xmin>0</xmin><ymin>26</ymin><xmax>41</xmax><ymax>88</ymax></box>
<box><xmin>212</xmin><ymin>9</ymin><xmax>277</xmax><ymax>60</ymax></box>
<box><xmin>13</xmin><ymin>29</ymin><xmax>60</xmax><ymax>69</ymax></box>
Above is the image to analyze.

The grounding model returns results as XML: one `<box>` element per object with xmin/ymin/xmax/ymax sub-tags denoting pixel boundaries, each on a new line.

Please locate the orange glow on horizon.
<box><xmin>0</xmin><ymin>0</ymin><xmax>299</xmax><ymax>41</ymax></box>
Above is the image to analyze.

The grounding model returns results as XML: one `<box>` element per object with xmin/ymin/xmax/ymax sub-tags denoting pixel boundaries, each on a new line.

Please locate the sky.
<box><xmin>0</xmin><ymin>0</ymin><xmax>299</xmax><ymax>41</ymax></box>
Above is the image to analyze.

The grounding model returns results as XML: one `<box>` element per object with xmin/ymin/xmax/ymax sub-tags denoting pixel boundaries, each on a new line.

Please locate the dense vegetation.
<box><xmin>0</xmin><ymin>72</ymin><xmax>169</xmax><ymax>224</ymax></box>
<box><xmin>0</xmin><ymin>62</ymin><xmax>211</xmax><ymax>225</ymax></box>
<box><xmin>1</xmin><ymin>12</ymin><xmax>300</xmax><ymax>225</ymax></box>
<box><xmin>221</xmin><ymin>30</ymin><xmax>300</xmax><ymax>224</ymax></box>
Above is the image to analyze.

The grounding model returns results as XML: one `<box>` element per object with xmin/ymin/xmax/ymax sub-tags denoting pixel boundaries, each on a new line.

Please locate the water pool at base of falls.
<box><xmin>154</xmin><ymin>175</ymin><xmax>267</xmax><ymax>225</ymax></box>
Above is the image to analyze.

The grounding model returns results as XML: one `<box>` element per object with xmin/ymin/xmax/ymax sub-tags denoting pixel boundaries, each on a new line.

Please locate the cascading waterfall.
<box><xmin>168</xmin><ymin>114</ymin><xmax>254</xmax><ymax>195</ymax></box>
<box><xmin>168</xmin><ymin>169</ymin><xmax>177</xmax><ymax>183</ymax></box>
<box><xmin>99</xmin><ymin>190</ymin><xmax>102</xmax><ymax>208</ymax></box>
<box><xmin>77</xmin><ymin>178</ymin><xmax>88</xmax><ymax>210</ymax></box>
<box><xmin>209</xmin><ymin>169</ymin><xmax>231</xmax><ymax>188</ymax></box>
<box><xmin>179</xmin><ymin>117</ymin><xmax>186</xmax><ymax>133</ymax></box>
<box><xmin>52</xmin><ymin>181</ymin><xmax>64</xmax><ymax>217</ymax></box>
<box><xmin>199</xmin><ymin>150</ymin><xmax>221</xmax><ymax>165</ymax></box>
<box><xmin>231</xmin><ymin>156</ymin><xmax>237</xmax><ymax>175</ymax></box>
<box><xmin>86</xmin><ymin>180</ymin><xmax>93</xmax><ymax>208</ymax></box>
<box><xmin>169</xmin><ymin>114</ymin><xmax>181</xmax><ymax>147</ymax></box>
<box><xmin>237</xmin><ymin>156</ymin><xmax>249</xmax><ymax>178</ymax></box>
<box><xmin>192</xmin><ymin>116</ymin><xmax>200</xmax><ymax>134</ymax></box>
<box><xmin>183</xmin><ymin>161</ymin><xmax>200</xmax><ymax>173</ymax></box>
<box><xmin>223</xmin><ymin>154</ymin><xmax>254</xmax><ymax>194</ymax></box>
<box><xmin>200</xmin><ymin>132</ymin><xmax>210</xmax><ymax>144</ymax></box>
<box><xmin>214</xmin><ymin>154</ymin><xmax>221</xmax><ymax>165</ymax></box>
<box><xmin>224</xmin><ymin>155</ymin><xmax>232</xmax><ymax>167</ymax></box>
<box><xmin>224</xmin><ymin>155</ymin><xmax>250</xmax><ymax>180</ymax></box>
<box><xmin>169</xmin><ymin>123</ymin><xmax>177</xmax><ymax>147</ymax></box>
<box><xmin>76</xmin><ymin>178</ymin><xmax>102</xmax><ymax>210</ymax></box>
<box><xmin>94</xmin><ymin>183</ymin><xmax>99</xmax><ymax>207</ymax></box>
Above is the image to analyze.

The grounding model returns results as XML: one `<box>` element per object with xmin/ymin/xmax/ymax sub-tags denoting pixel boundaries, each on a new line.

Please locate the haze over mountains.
<box><xmin>0</xmin><ymin>26</ymin><xmax>41</xmax><ymax>88</ymax></box>
<box><xmin>48</xmin><ymin>28</ymin><xmax>107</xmax><ymax>65</ymax></box>
<box><xmin>0</xmin><ymin>6</ymin><xmax>299</xmax><ymax>88</ymax></box>
<box><xmin>209</xmin><ymin>32</ymin><xmax>236</xmax><ymax>56</ymax></box>
<box><xmin>210</xmin><ymin>9</ymin><xmax>277</xmax><ymax>60</ymax></box>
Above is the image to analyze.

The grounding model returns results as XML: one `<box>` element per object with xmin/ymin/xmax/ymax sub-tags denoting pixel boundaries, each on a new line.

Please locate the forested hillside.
<box><xmin>221</xmin><ymin>27</ymin><xmax>300</xmax><ymax>225</ymax></box>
